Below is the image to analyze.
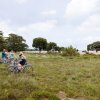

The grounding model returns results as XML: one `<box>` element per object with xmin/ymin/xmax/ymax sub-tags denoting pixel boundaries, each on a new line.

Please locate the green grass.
<box><xmin>0</xmin><ymin>53</ymin><xmax>100</xmax><ymax>100</ymax></box>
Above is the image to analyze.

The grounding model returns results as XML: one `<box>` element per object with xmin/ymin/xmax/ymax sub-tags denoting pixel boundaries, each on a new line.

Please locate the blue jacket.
<box><xmin>2</xmin><ymin>52</ymin><xmax>6</xmax><ymax>58</ymax></box>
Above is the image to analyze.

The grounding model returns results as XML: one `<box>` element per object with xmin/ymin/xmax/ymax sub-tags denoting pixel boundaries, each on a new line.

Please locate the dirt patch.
<box><xmin>57</xmin><ymin>91</ymin><xmax>84</xmax><ymax>100</ymax></box>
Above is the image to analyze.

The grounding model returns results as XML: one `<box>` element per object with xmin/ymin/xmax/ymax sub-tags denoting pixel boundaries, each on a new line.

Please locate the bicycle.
<box><xmin>8</xmin><ymin>59</ymin><xmax>32</xmax><ymax>73</ymax></box>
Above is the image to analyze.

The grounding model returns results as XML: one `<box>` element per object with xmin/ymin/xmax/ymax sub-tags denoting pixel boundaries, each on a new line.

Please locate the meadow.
<box><xmin>0</xmin><ymin>53</ymin><xmax>100</xmax><ymax>100</ymax></box>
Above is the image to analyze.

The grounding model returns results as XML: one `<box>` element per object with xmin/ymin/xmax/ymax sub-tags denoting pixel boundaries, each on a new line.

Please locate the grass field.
<box><xmin>0</xmin><ymin>53</ymin><xmax>100</xmax><ymax>100</ymax></box>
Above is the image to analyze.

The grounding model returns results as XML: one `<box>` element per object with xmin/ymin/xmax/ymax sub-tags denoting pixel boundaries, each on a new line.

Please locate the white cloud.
<box><xmin>63</xmin><ymin>0</ymin><xmax>100</xmax><ymax>49</ymax></box>
<box><xmin>18</xmin><ymin>20</ymin><xmax>57</xmax><ymax>33</ymax></box>
<box><xmin>0</xmin><ymin>20</ymin><xmax>14</xmax><ymax>37</ymax></box>
<box><xmin>65</xmin><ymin>0</ymin><xmax>99</xmax><ymax>20</ymax></box>
<box><xmin>76</xmin><ymin>14</ymin><xmax>100</xmax><ymax>34</ymax></box>
<box><xmin>71</xmin><ymin>14</ymin><xmax>100</xmax><ymax>49</ymax></box>
<box><xmin>41</xmin><ymin>10</ymin><xmax>56</xmax><ymax>16</ymax></box>
<box><xmin>15</xmin><ymin>0</ymin><xmax>28</xmax><ymax>4</ymax></box>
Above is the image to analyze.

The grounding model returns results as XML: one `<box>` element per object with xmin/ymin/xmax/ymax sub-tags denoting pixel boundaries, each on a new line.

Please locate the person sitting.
<box><xmin>18</xmin><ymin>52</ymin><xmax>26</xmax><ymax>72</ymax></box>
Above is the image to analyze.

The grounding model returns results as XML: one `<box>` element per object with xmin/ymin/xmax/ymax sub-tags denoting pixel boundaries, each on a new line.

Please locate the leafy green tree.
<box><xmin>32</xmin><ymin>37</ymin><xmax>47</xmax><ymax>50</ymax></box>
<box><xmin>0</xmin><ymin>31</ymin><xmax>6</xmax><ymax>51</ymax></box>
<box><xmin>47</xmin><ymin>42</ymin><xmax>57</xmax><ymax>51</ymax></box>
<box><xmin>54</xmin><ymin>46</ymin><xmax>61</xmax><ymax>52</ymax></box>
<box><xmin>0</xmin><ymin>31</ymin><xmax>3</xmax><ymax>36</ymax></box>
<box><xmin>87</xmin><ymin>41</ymin><xmax>100</xmax><ymax>51</ymax></box>
<box><xmin>6</xmin><ymin>33</ymin><xmax>28</xmax><ymax>51</ymax></box>
<box><xmin>87</xmin><ymin>44</ymin><xmax>93</xmax><ymax>51</ymax></box>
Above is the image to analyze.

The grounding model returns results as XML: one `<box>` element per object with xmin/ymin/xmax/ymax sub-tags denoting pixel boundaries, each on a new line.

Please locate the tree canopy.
<box><xmin>6</xmin><ymin>33</ymin><xmax>28</xmax><ymax>51</ymax></box>
<box><xmin>0</xmin><ymin>32</ymin><xmax>28</xmax><ymax>51</ymax></box>
<box><xmin>0</xmin><ymin>31</ymin><xmax>6</xmax><ymax>51</ymax></box>
<box><xmin>47</xmin><ymin>42</ymin><xmax>57</xmax><ymax>51</ymax></box>
<box><xmin>87</xmin><ymin>41</ymin><xmax>100</xmax><ymax>51</ymax></box>
<box><xmin>32</xmin><ymin>37</ymin><xmax>47</xmax><ymax>50</ymax></box>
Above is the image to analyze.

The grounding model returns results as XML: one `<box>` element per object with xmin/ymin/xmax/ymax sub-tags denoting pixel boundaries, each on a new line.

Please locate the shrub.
<box><xmin>62</xmin><ymin>46</ymin><xmax>79</xmax><ymax>56</ymax></box>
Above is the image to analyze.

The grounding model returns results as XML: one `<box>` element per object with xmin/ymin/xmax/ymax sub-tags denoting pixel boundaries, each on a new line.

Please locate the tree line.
<box><xmin>0</xmin><ymin>31</ymin><xmax>28</xmax><ymax>51</ymax></box>
<box><xmin>0</xmin><ymin>31</ymin><xmax>62</xmax><ymax>52</ymax></box>
<box><xmin>32</xmin><ymin>37</ymin><xmax>61</xmax><ymax>51</ymax></box>
<box><xmin>1</xmin><ymin>31</ymin><xmax>100</xmax><ymax>52</ymax></box>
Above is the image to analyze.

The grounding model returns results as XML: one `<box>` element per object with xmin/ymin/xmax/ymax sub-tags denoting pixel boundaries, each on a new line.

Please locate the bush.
<box><xmin>62</xmin><ymin>46</ymin><xmax>79</xmax><ymax>56</ymax></box>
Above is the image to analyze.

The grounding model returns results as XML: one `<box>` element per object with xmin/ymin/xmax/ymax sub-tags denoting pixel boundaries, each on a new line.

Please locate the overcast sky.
<box><xmin>0</xmin><ymin>0</ymin><xmax>100</xmax><ymax>50</ymax></box>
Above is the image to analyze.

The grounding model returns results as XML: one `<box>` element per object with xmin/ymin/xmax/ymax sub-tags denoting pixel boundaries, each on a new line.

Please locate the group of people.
<box><xmin>1</xmin><ymin>49</ymin><xmax>14</xmax><ymax>64</ymax></box>
<box><xmin>0</xmin><ymin>49</ymin><xmax>26</xmax><ymax>72</ymax></box>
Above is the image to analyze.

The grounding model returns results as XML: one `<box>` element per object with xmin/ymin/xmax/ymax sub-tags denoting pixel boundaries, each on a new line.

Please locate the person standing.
<box><xmin>2</xmin><ymin>49</ymin><xmax>7</xmax><ymax>63</ymax></box>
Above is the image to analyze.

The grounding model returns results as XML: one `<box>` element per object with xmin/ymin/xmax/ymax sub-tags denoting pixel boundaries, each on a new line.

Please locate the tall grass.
<box><xmin>0</xmin><ymin>53</ymin><xmax>100</xmax><ymax>100</ymax></box>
